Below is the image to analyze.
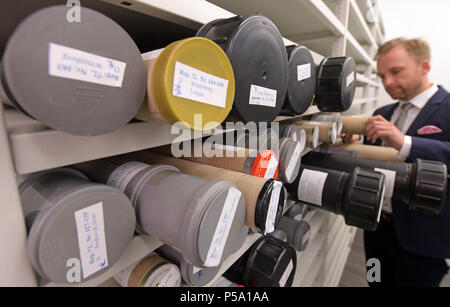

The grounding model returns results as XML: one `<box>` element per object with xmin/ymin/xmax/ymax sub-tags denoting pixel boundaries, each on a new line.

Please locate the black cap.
<box><xmin>196</xmin><ymin>14</ymin><xmax>288</xmax><ymax>122</ymax></box>
<box><xmin>283</xmin><ymin>45</ymin><xmax>316</xmax><ymax>115</ymax></box>
<box><xmin>343</xmin><ymin>167</ymin><xmax>385</xmax><ymax>231</ymax></box>
<box><xmin>315</xmin><ymin>56</ymin><xmax>356</xmax><ymax>112</ymax></box>
<box><xmin>411</xmin><ymin>159</ymin><xmax>448</xmax><ymax>214</ymax></box>
<box><xmin>255</xmin><ymin>180</ymin><xmax>286</xmax><ymax>234</ymax></box>
<box><xmin>243</xmin><ymin>231</ymin><xmax>297</xmax><ymax>287</ymax></box>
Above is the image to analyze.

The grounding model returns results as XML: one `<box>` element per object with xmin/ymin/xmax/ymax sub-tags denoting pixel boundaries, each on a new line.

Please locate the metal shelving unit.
<box><xmin>0</xmin><ymin>0</ymin><xmax>385</xmax><ymax>287</ymax></box>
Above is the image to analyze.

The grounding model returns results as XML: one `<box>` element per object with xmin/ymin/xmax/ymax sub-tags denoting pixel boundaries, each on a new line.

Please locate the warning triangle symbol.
<box><xmin>74</xmin><ymin>89</ymin><xmax>105</xmax><ymax>116</ymax></box>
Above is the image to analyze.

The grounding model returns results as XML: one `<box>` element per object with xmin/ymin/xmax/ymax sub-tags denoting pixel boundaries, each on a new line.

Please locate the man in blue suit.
<box><xmin>344</xmin><ymin>37</ymin><xmax>449</xmax><ymax>287</ymax></box>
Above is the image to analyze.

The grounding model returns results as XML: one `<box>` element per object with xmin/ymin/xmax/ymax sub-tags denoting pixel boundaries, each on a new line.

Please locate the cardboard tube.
<box><xmin>122</xmin><ymin>151</ymin><xmax>284</xmax><ymax>233</ymax></box>
<box><xmin>153</xmin><ymin>142</ymin><xmax>279</xmax><ymax>179</ymax></box>
<box><xmin>114</xmin><ymin>253</ymin><xmax>181</xmax><ymax>287</ymax></box>
<box><xmin>136</xmin><ymin>37</ymin><xmax>235</xmax><ymax>130</ymax></box>
<box><xmin>341</xmin><ymin>116</ymin><xmax>370</xmax><ymax>135</ymax></box>
<box><xmin>325</xmin><ymin>143</ymin><xmax>403</xmax><ymax>162</ymax></box>
<box><xmin>297</xmin><ymin>120</ymin><xmax>337</xmax><ymax>144</ymax></box>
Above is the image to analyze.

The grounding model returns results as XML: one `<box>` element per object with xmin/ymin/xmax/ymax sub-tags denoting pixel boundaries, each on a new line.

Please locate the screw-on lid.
<box><xmin>315</xmin><ymin>57</ymin><xmax>356</xmax><ymax>112</ymax></box>
<box><xmin>275</xmin><ymin>216</ymin><xmax>311</xmax><ymax>252</ymax></box>
<box><xmin>411</xmin><ymin>159</ymin><xmax>448</xmax><ymax>214</ymax></box>
<box><xmin>343</xmin><ymin>167</ymin><xmax>385</xmax><ymax>231</ymax></box>
<box><xmin>280</xmin><ymin>125</ymin><xmax>307</xmax><ymax>151</ymax></box>
<box><xmin>1</xmin><ymin>5</ymin><xmax>146</xmax><ymax>135</ymax></box>
<box><xmin>147</xmin><ymin>37</ymin><xmax>235</xmax><ymax>130</ymax></box>
<box><xmin>254</xmin><ymin>180</ymin><xmax>286</xmax><ymax>234</ymax></box>
<box><xmin>283</xmin><ymin>45</ymin><xmax>316</xmax><ymax>115</ymax></box>
<box><xmin>21</xmin><ymin>168</ymin><xmax>136</xmax><ymax>283</ymax></box>
<box><xmin>278</xmin><ymin>137</ymin><xmax>302</xmax><ymax>184</ymax></box>
<box><xmin>242</xmin><ymin>231</ymin><xmax>297</xmax><ymax>287</ymax></box>
<box><xmin>181</xmin><ymin>180</ymin><xmax>248</xmax><ymax>268</ymax></box>
<box><xmin>249</xmin><ymin>149</ymin><xmax>279</xmax><ymax>179</ymax></box>
<box><xmin>196</xmin><ymin>13</ymin><xmax>288</xmax><ymax>122</ymax></box>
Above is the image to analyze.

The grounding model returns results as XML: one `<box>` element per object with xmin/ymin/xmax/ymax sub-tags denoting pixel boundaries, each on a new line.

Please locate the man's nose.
<box><xmin>383</xmin><ymin>74</ymin><xmax>395</xmax><ymax>87</ymax></box>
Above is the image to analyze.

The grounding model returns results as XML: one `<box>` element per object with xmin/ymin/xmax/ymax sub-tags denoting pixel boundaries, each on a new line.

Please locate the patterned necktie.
<box><xmin>393</xmin><ymin>102</ymin><xmax>413</xmax><ymax>132</ymax></box>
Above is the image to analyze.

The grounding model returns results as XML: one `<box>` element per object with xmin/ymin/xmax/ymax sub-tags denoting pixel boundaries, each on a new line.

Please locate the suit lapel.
<box><xmin>407</xmin><ymin>86</ymin><xmax>448</xmax><ymax>135</ymax></box>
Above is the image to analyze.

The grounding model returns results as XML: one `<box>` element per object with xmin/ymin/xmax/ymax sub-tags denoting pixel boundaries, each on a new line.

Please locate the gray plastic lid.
<box><xmin>276</xmin><ymin>216</ymin><xmax>311</xmax><ymax>252</ymax></box>
<box><xmin>278</xmin><ymin>137</ymin><xmax>302</xmax><ymax>184</ymax></box>
<box><xmin>181</xmin><ymin>179</ymin><xmax>248</xmax><ymax>267</ymax></box>
<box><xmin>21</xmin><ymin>168</ymin><xmax>136</xmax><ymax>283</ymax></box>
<box><xmin>1</xmin><ymin>5</ymin><xmax>146</xmax><ymax>135</ymax></box>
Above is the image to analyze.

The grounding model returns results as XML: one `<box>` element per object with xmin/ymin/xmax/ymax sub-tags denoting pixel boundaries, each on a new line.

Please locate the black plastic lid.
<box><xmin>254</xmin><ymin>179</ymin><xmax>286</xmax><ymax>234</ymax></box>
<box><xmin>411</xmin><ymin>159</ymin><xmax>448</xmax><ymax>214</ymax></box>
<box><xmin>196</xmin><ymin>14</ymin><xmax>288</xmax><ymax>123</ymax></box>
<box><xmin>276</xmin><ymin>216</ymin><xmax>311</xmax><ymax>252</ymax></box>
<box><xmin>281</xmin><ymin>45</ymin><xmax>316</xmax><ymax>115</ymax></box>
<box><xmin>243</xmin><ymin>230</ymin><xmax>297</xmax><ymax>287</ymax></box>
<box><xmin>315</xmin><ymin>57</ymin><xmax>356</xmax><ymax>112</ymax></box>
<box><xmin>343</xmin><ymin>167</ymin><xmax>385</xmax><ymax>231</ymax></box>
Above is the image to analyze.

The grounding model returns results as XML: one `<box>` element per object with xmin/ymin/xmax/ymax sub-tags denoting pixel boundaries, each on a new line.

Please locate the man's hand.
<box><xmin>365</xmin><ymin>115</ymin><xmax>405</xmax><ymax>150</ymax></box>
<box><xmin>341</xmin><ymin>133</ymin><xmax>361</xmax><ymax>143</ymax></box>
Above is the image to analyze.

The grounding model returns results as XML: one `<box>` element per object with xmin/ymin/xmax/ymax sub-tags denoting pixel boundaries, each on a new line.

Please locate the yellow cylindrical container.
<box><xmin>341</xmin><ymin>116</ymin><xmax>371</xmax><ymax>135</ymax></box>
<box><xmin>325</xmin><ymin>143</ymin><xmax>403</xmax><ymax>162</ymax></box>
<box><xmin>136</xmin><ymin>37</ymin><xmax>235</xmax><ymax>130</ymax></box>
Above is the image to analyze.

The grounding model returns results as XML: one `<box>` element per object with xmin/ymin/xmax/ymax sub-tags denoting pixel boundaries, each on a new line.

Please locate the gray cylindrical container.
<box><xmin>20</xmin><ymin>168</ymin><xmax>136</xmax><ymax>283</ymax></box>
<box><xmin>1</xmin><ymin>5</ymin><xmax>146</xmax><ymax>135</ymax></box>
<box><xmin>156</xmin><ymin>244</ymin><xmax>219</xmax><ymax>286</ymax></box>
<box><xmin>74</xmin><ymin>159</ymin><xmax>248</xmax><ymax>268</ymax></box>
<box><xmin>280</xmin><ymin>125</ymin><xmax>307</xmax><ymax>148</ymax></box>
<box><xmin>275</xmin><ymin>216</ymin><xmax>311</xmax><ymax>252</ymax></box>
<box><xmin>284</xmin><ymin>202</ymin><xmax>311</xmax><ymax>221</ymax></box>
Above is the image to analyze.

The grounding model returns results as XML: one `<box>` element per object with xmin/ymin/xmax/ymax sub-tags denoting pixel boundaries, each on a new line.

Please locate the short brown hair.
<box><xmin>376</xmin><ymin>38</ymin><xmax>431</xmax><ymax>63</ymax></box>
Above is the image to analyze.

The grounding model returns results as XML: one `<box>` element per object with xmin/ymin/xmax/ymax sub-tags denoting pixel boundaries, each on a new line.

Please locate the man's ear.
<box><xmin>420</xmin><ymin>60</ymin><xmax>431</xmax><ymax>75</ymax></box>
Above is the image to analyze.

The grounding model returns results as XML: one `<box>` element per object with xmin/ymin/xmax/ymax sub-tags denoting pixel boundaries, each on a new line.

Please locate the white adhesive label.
<box><xmin>48</xmin><ymin>43</ymin><xmax>126</xmax><ymax>87</ymax></box>
<box><xmin>107</xmin><ymin>162</ymin><xmax>150</xmax><ymax>193</ymax></box>
<box><xmin>204</xmin><ymin>187</ymin><xmax>241</xmax><ymax>267</ymax></box>
<box><xmin>377</xmin><ymin>184</ymin><xmax>386</xmax><ymax>222</ymax></box>
<box><xmin>264</xmin><ymin>155</ymin><xmax>279</xmax><ymax>179</ymax></box>
<box><xmin>279</xmin><ymin>260</ymin><xmax>294</xmax><ymax>287</ymax></box>
<box><xmin>297</xmin><ymin>63</ymin><xmax>311</xmax><ymax>81</ymax></box>
<box><xmin>298</xmin><ymin>169</ymin><xmax>328</xmax><ymax>206</ymax></box>
<box><xmin>74</xmin><ymin>202</ymin><xmax>108</xmax><ymax>279</ymax></box>
<box><xmin>285</xmin><ymin>142</ymin><xmax>302</xmax><ymax>180</ymax></box>
<box><xmin>193</xmin><ymin>266</ymin><xmax>202</xmax><ymax>275</ymax></box>
<box><xmin>249</xmin><ymin>84</ymin><xmax>277</xmax><ymax>107</ymax></box>
<box><xmin>346</xmin><ymin>72</ymin><xmax>355</xmax><ymax>87</ymax></box>
<box><xmin>172</xmin><ymin>61</ymin><xmax>229</xmax><ymax>108</ymax></box>
<box><xmin>265</xmin><ymin>181</ymin><xmax>283</xmax><ymax>234</ymax></box>
<box><xmin>374</xmin><ymin>168</ymin><xmax>396</xmax><ymax>199</ymax></box>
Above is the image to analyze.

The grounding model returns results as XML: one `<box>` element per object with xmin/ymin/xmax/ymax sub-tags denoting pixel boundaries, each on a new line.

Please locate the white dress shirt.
<box><xmin>391</xmin><ymin>84</ymin><xmax>439</xmax><ymax>160</ymax></box>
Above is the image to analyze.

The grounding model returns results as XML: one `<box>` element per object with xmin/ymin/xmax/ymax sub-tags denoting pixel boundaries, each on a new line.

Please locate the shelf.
<box><xmin>348</xmin><ymin>0</ymin><xmax>377</xmax><ymax>48</ymax></box>
<box><xmin>103</xmin><ymin>0</ymin><xmax>235</xmax><ymax>30</ymax></box>
<box><xmin>356</xmin><ymin>73</ymin><xmax>379</xmax><ymax>87</ymax></box>
<box><xmin>42</xmin><ymin>235</ymin><xmax>163</xmax><ymax>287</ymax></box>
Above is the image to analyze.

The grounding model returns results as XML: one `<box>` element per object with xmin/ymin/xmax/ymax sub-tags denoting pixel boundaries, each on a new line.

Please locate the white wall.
<box><xmin>375</xmin><ymin>0</ymin><xmax>450</xmax><ymax>106</ymax></box>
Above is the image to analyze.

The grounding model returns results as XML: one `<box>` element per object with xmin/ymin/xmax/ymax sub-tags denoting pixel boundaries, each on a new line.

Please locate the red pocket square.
<box><xmin>417</xmin><ymin>125</ymin><xmax>443</xmax><ymax>135</ymax></box>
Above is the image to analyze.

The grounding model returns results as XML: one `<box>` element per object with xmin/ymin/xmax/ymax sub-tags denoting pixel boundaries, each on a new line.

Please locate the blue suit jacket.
<box><xmin>364</xmin><ymin>85</ymin><xmax>450</xmax><ymax>259</ymax></box>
